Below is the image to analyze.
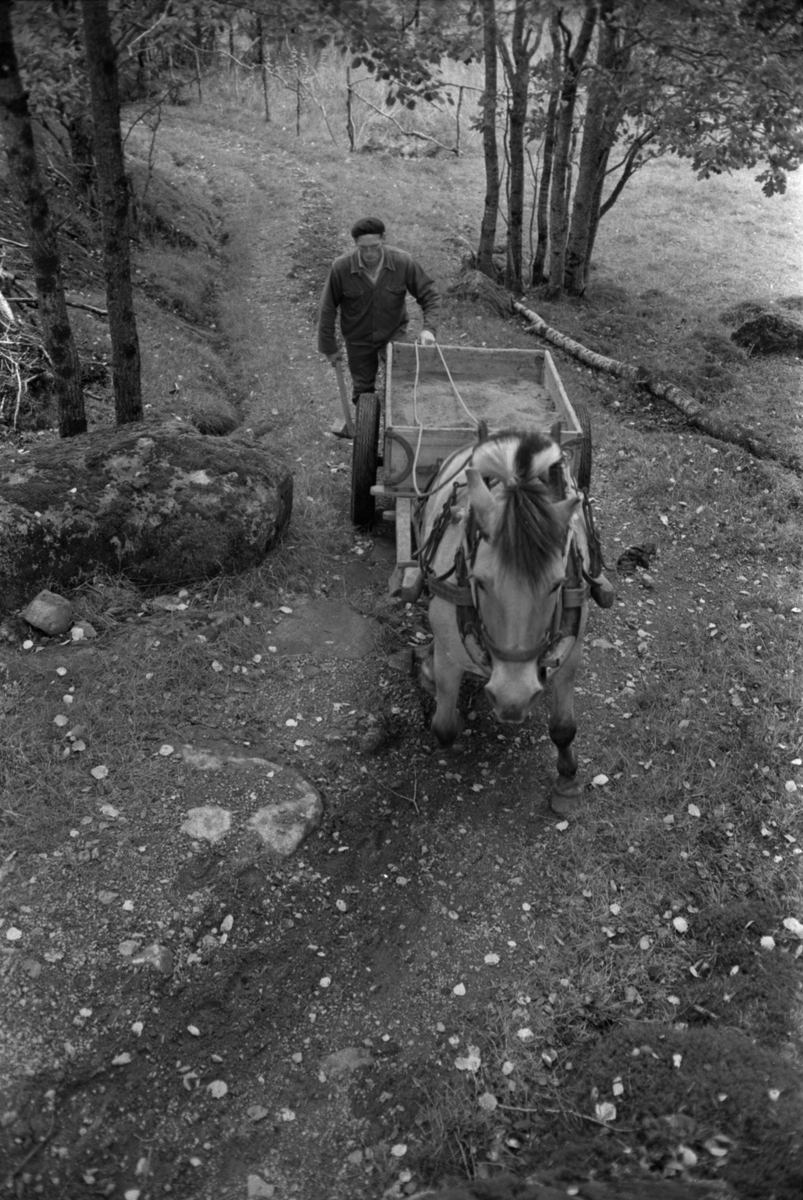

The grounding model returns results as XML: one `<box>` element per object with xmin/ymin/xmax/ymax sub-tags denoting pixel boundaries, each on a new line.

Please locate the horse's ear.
<box><xmin>550</xmin><ymin>419</ymin><xmax>562</xmax><ymax>444</ymax></box>
<box><xmin>552</xmin><ymin>495</ymin><xmax>581</xmax><ymax>529</ymax></box>
<box><xmin>466</xmin><ymin>467</ymin><xmax>498</xmax><ymax>537</ymax></box>
<box><xmin>449</xmin><ymin>505</ymin><xmax>464</xmax><ymax>525</ymax></box>
<box><xmin>476</xmin><ymin>419</ymin><xmax>489</xmax><ymax>444</ymax></box>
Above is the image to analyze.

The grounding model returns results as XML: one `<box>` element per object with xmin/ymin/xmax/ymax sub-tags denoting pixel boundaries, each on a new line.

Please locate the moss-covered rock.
<box><xmin>731</xmin><ymin>311</ymin><xmax>803</xmax><ymax>357</ymax></box>
<box><xmin>0</xmin><ymin>421</ymin><xmax>293</xmax><ymax>612</ymax></box>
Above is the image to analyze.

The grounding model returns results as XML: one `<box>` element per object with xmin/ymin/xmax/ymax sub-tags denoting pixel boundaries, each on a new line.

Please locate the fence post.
<box><xmin>257</xmin><ymin>16</ymin><xmax>270</xmax><ymax>122</ymax></box>
<box><xmin>455</xmin><ymin>85</ymin><xmax>464</xmax><ymax>157</ymax></box>
<box><xmin>346</xmin><ymin>64</ymin><xmax>355</xmax><ymax>151</ymax></box>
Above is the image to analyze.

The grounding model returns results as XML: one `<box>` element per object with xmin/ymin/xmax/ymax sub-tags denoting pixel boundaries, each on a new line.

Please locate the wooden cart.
<box><xmin>349</xmin><ymin>342</ymin><xmax>592</xmax><ymax>596</ymax></box>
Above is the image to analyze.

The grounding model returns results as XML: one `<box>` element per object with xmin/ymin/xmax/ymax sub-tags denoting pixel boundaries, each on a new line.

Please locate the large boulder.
<box><xmin>0</xmin><ymin>421</ymin><xmax>293</xmax><ymax>613</ymax></box>
<box><xmin>731</xmin><ymin>310</ymin><xmax>803</xmax><ymax>357</ymax></box>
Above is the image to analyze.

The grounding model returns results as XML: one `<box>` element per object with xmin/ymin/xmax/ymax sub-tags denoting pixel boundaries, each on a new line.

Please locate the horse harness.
<box><xmin>415</xmin><ymin>472</ymin><xmax>593</xmax><ymax>680</ymax></box>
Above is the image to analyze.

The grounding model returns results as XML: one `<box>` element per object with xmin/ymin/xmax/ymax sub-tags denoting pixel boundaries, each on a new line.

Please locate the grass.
<box><xmin>2</xmin><ymin>56</ymin><xmax>802</xmax><ymax>1200</ymax></box>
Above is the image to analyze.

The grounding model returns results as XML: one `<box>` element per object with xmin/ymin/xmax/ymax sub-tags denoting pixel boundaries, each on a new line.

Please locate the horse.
<box><xmin>414</xmin><ymin>426</ymin><xmax>594</xmax><ymax>815</ymax></box>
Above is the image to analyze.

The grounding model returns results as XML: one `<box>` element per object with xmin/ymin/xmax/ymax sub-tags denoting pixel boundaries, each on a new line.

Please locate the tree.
<box><xmin>0</xmin><ymin>0</ymin><xmax>87</xmax><ymax>437</ymax></box>
<box><xmin>476</xmin><ymin>0</ymin><xmax>500</xmax><ymax>279</ymax></box>
<box><xmin>496</xmin><ymin>0</ymin><xmax>543</xmax><ymax>291</ymax></box>
<box><xmin>80</xmin><ymin>0</ymin><xmax>143</xmax><ymax>425</ymax></box>
<box><xmin>543</xmin><ymin>0</ymin><xmax>803</xmax><ymax>296</ymax></box>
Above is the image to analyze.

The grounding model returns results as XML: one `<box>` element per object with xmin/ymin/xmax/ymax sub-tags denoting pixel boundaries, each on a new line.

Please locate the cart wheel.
<box><xmin>350</xmin><ymin>392</ymin><xmax>381</xmax><ymax>527</ymax></box>
<box><xmin>572</xmin><ymin>399</ymin><xmax>592</xmax><ymax>491</ymax></box>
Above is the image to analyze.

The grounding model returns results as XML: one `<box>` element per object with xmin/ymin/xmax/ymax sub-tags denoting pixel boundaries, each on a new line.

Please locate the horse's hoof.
<box><xmin>550</xmin><ymin>778</ymin><xmax>582</xmax><ymax>815</ymax></box>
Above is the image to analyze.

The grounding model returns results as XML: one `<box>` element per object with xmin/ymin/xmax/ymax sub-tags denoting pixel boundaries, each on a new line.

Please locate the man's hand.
<box><xmin>418</xmin><ymin>330</ymin><xmax>436</xmax><ymax>347</ymax></box>
<box><xmin>326</xmin><ymin>350</ymin><xmax>343</xmax><ymax>365</ymax></box>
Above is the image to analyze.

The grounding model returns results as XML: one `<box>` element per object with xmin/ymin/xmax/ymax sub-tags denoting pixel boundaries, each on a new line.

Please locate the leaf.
<box><xmin>90</xmin><ymin>765</ymin><xmax>109</xmax><ymax>780</ymax></box>
<box><xmin>478</xmin><ymin>1092</ymin><xmax>498</xmax><ymax>1111</ymax></box>
<box><xmin>207</xmin><ymin>1080</ymin><xmax>228</xmax><ymax>1098</ymax></box>
<box><xmin>455</xmin><ymin>1046</ymin><xmax>481</xmax><ymax>1072</ymax></box>
<box><xmin>595</xmin><ymin>1101</ymin><xmax>617</xmax><ymax>1122</ymax></box>
<box><xmin>673</xmin><ymin>916</ymin><xmax>689</xmax><ymax>933</ymax></box>
<box><xmin>782</xmin><ymin>917</ymin><xmax>803</xmax><ymax>939</ymax></box>
<box><xmin>592</xmin><ymin>774</ymin><xmax>609</xmax><ymax>787</ymax></box>
<box><xmin>704</xmin><ymin>1135</ymin><xmax>733</xmax><ymax>1158</ymax></box>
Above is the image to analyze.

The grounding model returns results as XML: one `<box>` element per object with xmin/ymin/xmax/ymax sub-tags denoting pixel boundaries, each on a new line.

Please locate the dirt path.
<box><xmin>3</xmin><ymin>110</ymin><xmax>798</xmax><ymax>1200</ymax></box>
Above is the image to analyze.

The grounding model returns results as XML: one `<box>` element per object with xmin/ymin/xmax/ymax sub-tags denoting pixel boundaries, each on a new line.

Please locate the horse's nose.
<box><xmin>485</xmin><ymin>683</ymin><xmax>539</xmax><ymax>723</ymax></box>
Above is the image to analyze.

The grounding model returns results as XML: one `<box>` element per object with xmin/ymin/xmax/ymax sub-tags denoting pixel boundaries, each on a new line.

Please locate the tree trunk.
<box><xmin>256</xmin><ymin>15</ymin><xmax>270</xmax><ymax>122</ymax></box>
<box><xmin>531</xmin><ymin>84</ymin><xmax>558</xmax><ymax>285</ymax></box>
<box><xmin>498</xmin><ymin>0</ymin><xmax>537</xmax><ymax>293</ymax></box>
<box><xmin>565</xmin><ymin>0</ymin><xmax>631</xmax><ymax>296</ymax></box>
<box><xmin>477</xmin><ymin>0</ymin><xmax>500</xmax><ymax>279</ymax></box>
<box><xmin>546</xmin><ymin>3</ymin><xmax>597</xmax><ymax>299</ymax></box>
<box><xmin>80</xmin><ymin>0</ymin><xmax>143</xmax><ymax>426</ymax></box>
<box><xmin>0</xmin><ymin>0</ymin><xmax>86</xmax><ymax>437</ymax></box>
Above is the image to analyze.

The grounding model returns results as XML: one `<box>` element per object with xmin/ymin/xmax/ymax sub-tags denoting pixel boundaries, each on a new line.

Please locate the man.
<box><xmin>318</xmin><ymin>217</ymin><xmax>441</xmax><ymax>435</ymax></box>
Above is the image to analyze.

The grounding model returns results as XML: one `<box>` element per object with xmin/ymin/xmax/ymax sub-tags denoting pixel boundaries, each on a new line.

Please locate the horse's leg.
<box><xmin>431</xmin><ymin>640</ymin><xmax>465</xmax><ymax>746</ymax></box>
<box><xmin>548</xmin><ymin>639</ymin><xmax>584</xmax><ymax>815</ymax></box>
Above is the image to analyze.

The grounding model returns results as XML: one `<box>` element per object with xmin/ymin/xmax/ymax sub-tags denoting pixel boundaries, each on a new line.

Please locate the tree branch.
<box><xmin>349</xmin><ymin>88</ymin><xmax>456</xmax><ymax>154</ymax></box>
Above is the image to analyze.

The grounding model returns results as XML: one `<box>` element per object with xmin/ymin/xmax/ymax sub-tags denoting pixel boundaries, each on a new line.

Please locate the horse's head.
<box><xmin>466</xmin><ymin>431</ymin><xmax>579</xmax><ymax>723</ymax></box>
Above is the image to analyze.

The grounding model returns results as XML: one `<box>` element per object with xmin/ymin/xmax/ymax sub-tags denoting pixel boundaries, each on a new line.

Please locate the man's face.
<box><xmin>356</xmin><ymin>235</ymin><xmax>384</xmax><ymax>267</ymax></box>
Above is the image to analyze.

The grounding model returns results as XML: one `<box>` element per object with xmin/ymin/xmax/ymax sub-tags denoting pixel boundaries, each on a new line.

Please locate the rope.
<box><xmin>409</xmin><ymin>339</ymin><xmax>481</xmax><ymax>497</ymax></box>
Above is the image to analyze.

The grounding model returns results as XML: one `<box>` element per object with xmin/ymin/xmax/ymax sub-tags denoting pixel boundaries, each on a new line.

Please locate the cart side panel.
<box><xmin>390</xmin><ymin>343</ymin><xmax>547</xmax><ymax>383</ymax></box>
<box><xmin>543</xmin><ymin>350</ymin><xmax>581</xmax><ymax>434</ymax></box>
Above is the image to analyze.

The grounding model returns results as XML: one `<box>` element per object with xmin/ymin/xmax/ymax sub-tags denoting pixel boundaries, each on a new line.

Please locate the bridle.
<box><xmin>417</xmin><ymin>473</ymin><xmax>588</xmax><ymax>678</ymax></box>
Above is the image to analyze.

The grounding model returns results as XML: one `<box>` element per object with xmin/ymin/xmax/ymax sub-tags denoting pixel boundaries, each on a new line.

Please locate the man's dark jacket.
<box><xmin>317</xmin><ymin>246</ymin><xmax>440</xmax><ymax>356</ymax></box>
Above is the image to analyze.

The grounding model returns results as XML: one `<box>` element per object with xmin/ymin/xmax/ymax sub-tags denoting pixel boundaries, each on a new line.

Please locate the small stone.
<box><xmin>247</xmin><ymin>1177</ymin><xmax>275</xmax><ymax>1198</ymax></box>
<box><xmin>131</xmin><ymin>944</ymin><xmax>174</xmax><ymax>975</ymax></box>
<box><xmin>21</xmin><ymin>590</ymin><xmax>73</xmax><ymax>636</ymax></box>
<box><xmin>71</xmin><ymin>621</ymin><xmax>98</xmax><ymax>640</ymax></box>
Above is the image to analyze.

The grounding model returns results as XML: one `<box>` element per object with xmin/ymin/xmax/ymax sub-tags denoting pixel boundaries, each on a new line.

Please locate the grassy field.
<box><xmin>1</xmin><ymin>54</ymin><xmax>802</xmax><ymax>1200</ymax></box>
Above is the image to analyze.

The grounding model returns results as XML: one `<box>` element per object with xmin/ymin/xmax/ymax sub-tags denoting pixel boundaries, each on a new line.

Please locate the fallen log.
<box><xmin>513</xmin><ymin>300</ymin><xmax>803</xmax><ymax>479</ymax></box>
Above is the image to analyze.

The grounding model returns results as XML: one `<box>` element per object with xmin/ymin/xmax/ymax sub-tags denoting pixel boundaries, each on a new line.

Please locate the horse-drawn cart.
<box><xmin>349</xmin><ymin>342</ymin><xmax>593</xmax><ymax>596</ymax></box>
<box><xmin>347</xmin><ymin>339</ymin><xmax>611</xmax><ymax>814</ymax></box>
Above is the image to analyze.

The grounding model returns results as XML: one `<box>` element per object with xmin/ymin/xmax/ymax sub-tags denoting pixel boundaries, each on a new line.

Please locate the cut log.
<box><xmin>514</xmin><ymin>301</ymin><xmax>803</xmax><ymax>478</ymax></box>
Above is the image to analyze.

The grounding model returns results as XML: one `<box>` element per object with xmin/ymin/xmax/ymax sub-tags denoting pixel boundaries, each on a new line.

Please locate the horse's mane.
<box><xmin>471</xmin><ymin>430</ymin><xmax>566</xmax><ymax>581</ymax></box>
